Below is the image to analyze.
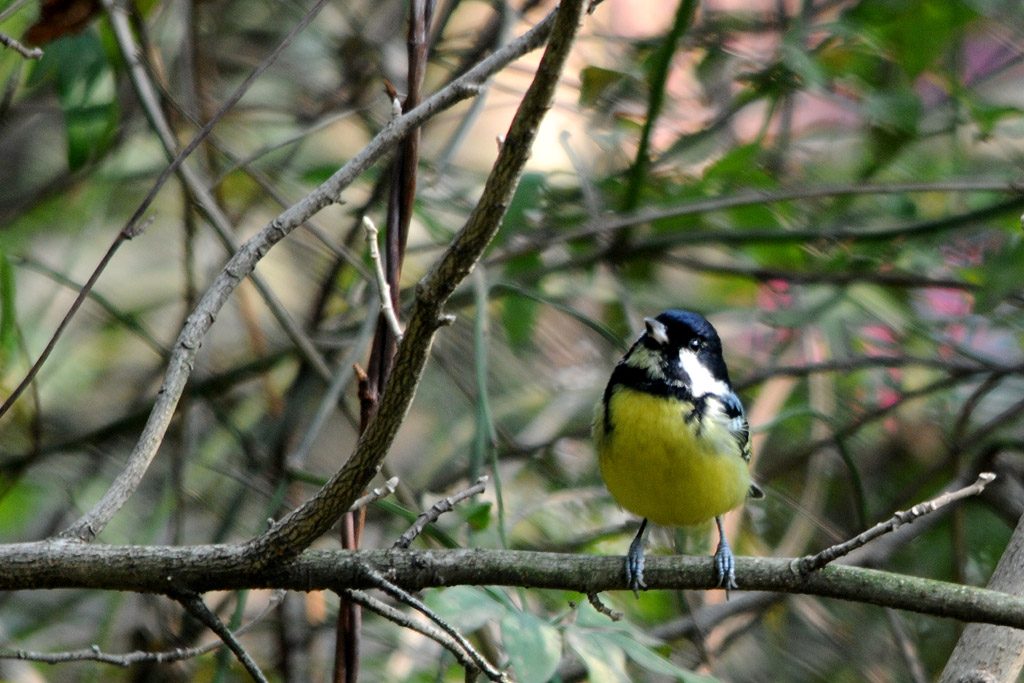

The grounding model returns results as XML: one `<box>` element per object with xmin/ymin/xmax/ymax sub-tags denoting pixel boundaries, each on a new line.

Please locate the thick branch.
<box><xmin>0</xmin><ymin>545</ymin><xmax>1022</xmax><ymax>630</ymax></box>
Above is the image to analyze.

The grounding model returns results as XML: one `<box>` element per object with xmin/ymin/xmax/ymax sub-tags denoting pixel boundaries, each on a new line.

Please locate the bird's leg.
<box><xmin>714</xmin><ymin>515</ymin><xmax>738</xmax><ymax>597</ymax></box>
<box><xmin>625</xmin><ymin>518</ymin><xmax>649</xmax><ymax>598</ymax></box>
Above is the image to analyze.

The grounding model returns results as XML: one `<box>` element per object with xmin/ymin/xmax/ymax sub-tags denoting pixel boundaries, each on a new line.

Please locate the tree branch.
<box><xmin>56</xmin><ymin>2</ymin><xmax>565</xmax><ymax>544</ymax></box>
<box><xmin>244</xmin><ymin>0</ymin><xmax>589</xmax><ymax>566</ymax></box>
<box><xmin>793</xmin><ymin>472</ymin><xmax>997</xmax><ymax>574</ymax></box>
<box><xmin>0</xmin><ymin>590</ymin><xmax>281</xmax><ymax>666</ymax></box>
<box><xmin>0</xmin><ymin>31</ymin><xmax>42</xmax><ymax>59</ymax></box>
<box><xmin>174</xmin><ymin>591</ymin><xmax>268</xmax><ymax>683</ymax></box>
<box><xmin>0</xmin><ymin>545</ymin><xmax>1021</xmax><ymax>630</ymax></box>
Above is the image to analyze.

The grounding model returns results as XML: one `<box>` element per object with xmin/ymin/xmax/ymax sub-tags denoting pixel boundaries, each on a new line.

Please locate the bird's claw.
<box><xmin>714</xmin><ymin>540</ymin><xmax>737</xmax><ymax>592</ymax></box>
<box><xmin>626</xmin><ymin>519</ymin><xmax>649</xmax><ymax>598</ymax></box>
<box><xmin>626</xmin><ymin>547</ymin><xmax>647</xmax><ymax>598</ymax></box>
<box><xmin>713</xmin><ymin>516</ymin><xmax>738</xmax><ymax>598</ymax></box>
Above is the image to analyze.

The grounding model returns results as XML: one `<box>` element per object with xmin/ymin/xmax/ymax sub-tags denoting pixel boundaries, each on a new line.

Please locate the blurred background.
<box><xmin>1</xmin><ymin>0</ymin><xmax>1023</xmax><ymax>680</ymax></box>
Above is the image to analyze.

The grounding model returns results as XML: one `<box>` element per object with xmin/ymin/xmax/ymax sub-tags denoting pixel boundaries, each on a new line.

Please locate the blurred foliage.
<box><xmin>1</xmin><ymin>0</ymin><xmax>1024</xmax><ymax>681</ymax></box>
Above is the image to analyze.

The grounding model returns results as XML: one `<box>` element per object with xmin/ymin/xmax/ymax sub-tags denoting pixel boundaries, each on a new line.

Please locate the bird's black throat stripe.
<box><xmin>602</xmin><ymin>362</ymin><xmax>700</xmax><ymax>433</ymax></box>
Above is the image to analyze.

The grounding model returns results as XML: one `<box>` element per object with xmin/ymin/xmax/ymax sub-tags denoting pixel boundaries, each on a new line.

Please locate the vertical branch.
<box><xmin>939</xmin><ymin>510</ymin><xmax>1024</xmax><ymax>682</ymax></box>
<box><xmin>336</xmin><ymin>3</ymin><xmax>435</xmax><ymax>683</ymax></box>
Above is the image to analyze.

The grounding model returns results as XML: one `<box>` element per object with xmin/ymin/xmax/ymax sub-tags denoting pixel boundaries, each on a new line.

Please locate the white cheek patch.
<box><xmin>678</xmin><ymin>348</ymin><xmax>729</xmax><ymax>398</ymax></box>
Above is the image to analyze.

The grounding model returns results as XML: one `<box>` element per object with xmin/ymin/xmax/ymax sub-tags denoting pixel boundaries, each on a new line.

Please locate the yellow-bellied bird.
<box><xmin>594</xmin><ymin>310</ymin><xmax>763</xmax><ymax>596</ymax></box>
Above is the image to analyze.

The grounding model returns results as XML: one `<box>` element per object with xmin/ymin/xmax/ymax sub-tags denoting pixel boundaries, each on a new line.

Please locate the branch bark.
<box><xmin>939</xmin><ymin>511</ymin><xmax>1024</xmax><ymax>682</ymax></box>
<box><xmin>0</xmin><ymin>545</ymin><xmax>1022</xmax><ymax>631</ymax></box>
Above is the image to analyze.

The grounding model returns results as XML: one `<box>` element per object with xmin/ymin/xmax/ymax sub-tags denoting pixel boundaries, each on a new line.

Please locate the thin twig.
<box><xmin>793</xmin><ymin>472</ymin><xmax>997</xmax><ymax>574</ymax></box>
<box><xmin>393</xmin><ymin>476</ymin><xmax>489</xmax><ymax>549</ymax></box>
<box><xmin>585</xmin><ymin>592</ymin><xmax>622</xmax><ymax>621</ymax></box>
<box><xmin>665</xmin><ymin>254</ymin><xmax>979</xmax><ymax>291</ymax></box>
<box><xmin>11</xmin><ymin>255</ymin><xmax>167</xmax><ymax>355</ymax></box>
<box><xmin>0</xmin><ymin>218</ymin><xmax>152</xmax><ymax>421</ymax></box>
<box><xmin>349</xmin><ymin>477</ymin><xmax>399</xmax><ymax>513</ymax></box>
<box><xmin>363</xmin><ymin>217</ymin><xmax>404</xmax><ymax>341</ymax></box>
<box><xmin>488</xmin><ymin>181</ymin><xmax>1024</xmax><ymax>266</ymax></box>
<box><xmin>0</xmin><ymin>590</ymin><xmax>283</xmax><ymax>666</ymax></box>
<box><xmin>0</xmin><ymin>32</ymin><xmax>42</xmax><ymax>59</ymax></box>
<box><xmin>105</xmin><ymin>0</ymin><xmax>329</xmax><ymax>237</ymax></box>
<box><xmin>735</xmin><ymin>355</ymin><xmax>998</xmax><ymax>392</ymax></box>
<box><xmin>342</xmin><ymin>588</ymin><xmax>505</xmax><ymax>681</ymax></box>
<box><xmin>0</xmin><ymin>0</ymin><xmax>33</xmax><ymax>22</ymax></box>
<box><xmin>287</xmin><ymin>306</ymin><xmax>380</xmax><ymax>470</ymax></box>
<box><xmin>100</xmin><ymin>0</ymin><xmax>332</xmax><ymax>381</ymax></box>
<box><xmin>359</xmin><ymin>565</ymin><xmax>505</xmax><ymax>680</ymax></box>
<box><xmin>174</xmin><ymin>592</ymin><xmax>269</xmax><ymax>683</ymax></box>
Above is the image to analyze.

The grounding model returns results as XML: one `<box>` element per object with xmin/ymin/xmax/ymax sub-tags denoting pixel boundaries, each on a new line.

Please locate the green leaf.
<box><xmin>500</xmin><ymin>611</ymin><xmax>561</xmax><ymax>683</ymax></box>
<box><xmin>597</xmin><ymin>630</ymin><xmax>720</xmax><ymax>682</ymax></box>
<box><xmin>965</xmin><ymin>95</ymin><xmax>1023</xmax><ymax>138</ymax></box>
<box><xmin>565</xmin><ymin>627</ymin><xmax>628</xmax><ymax>682</ymax></box>
<box><xmin>702</xmin><ymin>143</ymin><xmax>765</xmax><ymax>185</ymax></box>
<box><xmin>579</xmin><ymin>66</ymin><xmax>629</xmax><ymax>107</ymax></box>
<box><xmin>572</xmin><ymin>602</ymin><xmax>718</xmax><ymax>682</ymax></box>
<box><xmin>863</xmin><ymin>88</ymin><xmax>922</xmax><ymax>136</ymax></box>
<box><xmin>502</xmin><ymin>292</ymin><xmax>538</xmax><ymax>350</ymax></box>
<box><xmin>841</xmin><ymin>0</ymin><xmax>979</xmax><ymax>78</ymax></box>
<box><xmin>972</xmin><ymin>237</ymin><xmax>1024</xmax><ymax>313</ymax></box>
<box><xmin>37</xmin><ymin>32</ymin><xmax>119</xmax><ymax>170</ymax></box>
<box><xmin>460</xmin><ymin>500</ymin><xmax>492</xmax><ymax>531</ymax></box>
<box><xmin>424</xmin><ymin>586</ymin><xmax>506</xmax><ymax>633</ymax></box>
<box><xmin>498</xmin><ymin>172</ymin><xmax>546</xmax><ymax>245</ymax></box>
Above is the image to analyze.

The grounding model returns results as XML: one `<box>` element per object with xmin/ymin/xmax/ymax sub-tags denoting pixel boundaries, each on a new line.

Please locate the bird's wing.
<box><xmin>721</xmin><ymin>392</ymin><xmax>752</xmax><ymax>462</ymax></box>
<box><xmin>721</xmin><ymin>392</ymin><xmax>764</xmax><ymax>499</ymax></box>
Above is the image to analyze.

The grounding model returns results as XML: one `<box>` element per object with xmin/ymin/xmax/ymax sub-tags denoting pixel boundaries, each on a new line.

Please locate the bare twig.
<box><xmin>359</xmin><ymin>565</ymin><xmax>505</xmax><ymax>680</ymax></box>
<box><xmin>735</xmin><ymin>355</ymin><xmax>999</xmax><ymax>392</ymax></box>
<box><xmin>349</xmin><ymin>477</ymin><xmax>400</xmax><ymax>513</ymax></box>
<box><xmin>100</xmin><ymin>0</ymin><xmax>332</xmax><ymax>381</ymax></box>
<box><xmin>337</xmin><ymin>3</ymin><xmax>434</xmax><ymax>679</ymax></box>
<box><xmin>586</xmin><ymin>592</ymin><xmax>622</xmax><ymax>621</ymax></box>
<box><xmin>174</xmin><ymin>592</ymin><xmax>269</xmax><ymax>683</ymax></box>
<box><xmin>488</xmin><ymin>182</ymin><xmax>1024</xmax><ymax>266</ymax></box>
<box><xmin>342</xmin><ymin>588</ymin><xmax>504</xmax><ymax>681</ymax></box>
<box><xmin>0</xmin><ymin>590</ymin><xmax>283</xmax><ymax>666</ymax></box>
<box><xmin>287</xmin><ymin>306</ymin><xmax>380</xmax><ymax>470</ymax></box>
<box><xmin>0</xmin><ymin>32</ymin><xmax>42</xmax><ymax>59</ymax></box>
<box><xmin>393</xmin><ymin>476</ymin><xmax>489</xmax><ymax>549</ymax></box>
<box><xmin>363</xmin><ymin>217</ymin><xmax>404</xmax><ymax>342</ymax></box>
<box><xmin>58</xmin><ymin>0</ymin><xmax>563</xmax><ymax>545</ymax></box>
<box><xmin>0</xmin><ymin>218</ymin><xmax>152</xmax><ymax>421</ymax></box>
<box><xmin>0</xmin><ymin>0</ymin><xmax>33</xmax><ymax>22</ymax></box>
<box><xmin>793</xmin><ymin>472</ymin><xmax>997</xmax><ymax>574</ymax></box>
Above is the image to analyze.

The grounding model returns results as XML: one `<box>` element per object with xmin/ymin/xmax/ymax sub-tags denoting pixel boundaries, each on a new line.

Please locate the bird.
<box><xmin>593</xmin><ymin>309</ymin><xmax>763</xmax><ymax>596</ymax></box>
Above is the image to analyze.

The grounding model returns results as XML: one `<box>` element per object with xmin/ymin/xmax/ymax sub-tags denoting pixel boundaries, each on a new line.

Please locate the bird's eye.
<box><xmin>688</xmin><ymin>338</ymin><xmax>702</xmax><ymax>351</ymax></box>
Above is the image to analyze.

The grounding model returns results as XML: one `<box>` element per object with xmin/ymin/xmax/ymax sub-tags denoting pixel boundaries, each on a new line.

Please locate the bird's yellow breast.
<box><xmin>595</xmin><ymin>387</ymin><xmax>751</xmax><ymax>527</ymax></box>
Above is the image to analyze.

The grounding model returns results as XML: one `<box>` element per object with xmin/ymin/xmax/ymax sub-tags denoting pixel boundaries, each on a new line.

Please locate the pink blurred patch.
<box><xmin>757</xmin><ymin>279</ymin><xmax>792</xmax><ymax>311</ymax></box>
<box><xmin>921</xmin><ymin>288</ymin><xmax>974</xmax><ymax>317</ymax></box>
<box><xmin>860</xmin><ymin>324</ymin><xmax>900</xmax><ymax>358</ymax></box>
